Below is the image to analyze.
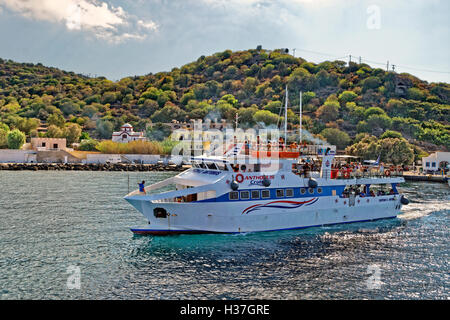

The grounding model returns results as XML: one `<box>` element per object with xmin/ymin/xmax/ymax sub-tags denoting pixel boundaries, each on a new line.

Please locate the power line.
<box><xmin>293</xmin><ymin>47</ymin><xmax>347</xmax><ymax>60</ymax></box>
<box><xmin>291</xmin><ymin>46</ymin><xmax>450</xmax><ymax>74</ymax></box>
<box><xmin>394</xmin><ymin>64</ymin><xmax>450</xmax><ymax>74</ymax></box>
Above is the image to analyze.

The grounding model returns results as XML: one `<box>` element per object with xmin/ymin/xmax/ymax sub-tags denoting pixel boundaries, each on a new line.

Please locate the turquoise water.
<box><xmin>0</xmin><ymin>171</ymin><xmax>448</xmax><ymax>299</ymax></box>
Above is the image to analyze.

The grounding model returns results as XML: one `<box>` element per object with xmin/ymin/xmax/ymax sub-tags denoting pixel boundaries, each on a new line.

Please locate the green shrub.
<box><xmin>7</xmin><ymin>129</ymin><xmax>26</xmax><ymax>149</ymax></box>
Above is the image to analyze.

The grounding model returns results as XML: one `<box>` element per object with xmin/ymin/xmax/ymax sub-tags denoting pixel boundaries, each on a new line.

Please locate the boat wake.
<box><xmin>398</xmin><ymin>199</ymin><xmax>449</xmax><ymax>221</ymax></box>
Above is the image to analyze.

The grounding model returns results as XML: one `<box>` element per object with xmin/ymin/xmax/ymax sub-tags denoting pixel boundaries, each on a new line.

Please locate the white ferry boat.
<box><xmin>124</xmin><ymin>143</ymin><xmax>409</xmax><ymax>235</ymax></box>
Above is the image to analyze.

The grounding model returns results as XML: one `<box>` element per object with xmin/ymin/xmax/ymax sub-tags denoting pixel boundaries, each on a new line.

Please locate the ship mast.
<box><xmin>299</xmin><ymin>91</ymin><xmax>302</xmax><ymax>144</ymax></box>
<box><xmin>284</xmin><ymin>85</ymin><xmax>288</xmax><ymax>143</ymax></box>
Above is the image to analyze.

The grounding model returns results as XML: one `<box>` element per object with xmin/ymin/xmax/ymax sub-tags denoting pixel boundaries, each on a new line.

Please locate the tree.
<box><xmin>377</xmin><ymin>138</ymin><xmax>414</xmax><ymax>164</ymax></box>
<box><xmin>224</xmin><ymin>65</ymin><xmax>239</xmax><ymax>79</ymax></box>
<box><xmin>316</xmin><ymin>100</ymin><xmax>340</xmax><ymax>123</ymax></box>
<box><xmin>237</xmin><ymin>106</ymin><xmax>258</xmax><ymax>126</ymax></box>
<box><xmin>64</xmin><ymin>123</ymin><xmax>82</xmax><ymax>144</ymax></box>
<box><xmin>366</xmin><ymin>114</ymin><xmax>392</xmax><ymax>132</ymax></box>
<box><xmin>338</xmin><ymin>90</ymin><xmax>358</xmax><ymax>103</ymax></box>
<box><xmin>139</xmin><ymin>99</ymin><xmax>159</xmax><ymax>117</ymax></box>
<box><xmin>101</xmin><ymin>91</ymin><xmax>117</xmax><ymax>104</ymax></box>
<box><xmin>15</xmin><ymin>117</ymin><xmax>40</xmax><ymax>135</ymax></box>
<box><xmin>345</xmin><ymin>135</ymin><xmax>414</xmax><ymax>165</ymax></box>
<box><xmin>362</xmin><ymin>76</ymin><xmax>381</xmax><ymax>92</ymax></box>
<box><xmin>151</xmin><ymin>103</ymin><xmax>186</xmax><ymax>123</ymax></box>
<box><xmin>364</xmin><ymin>107</ymin><xmax>386</xmax><ymax>119</ymax></box>
<box><xmin>320</xmin><ymin>128</ymin><xmax>350</xmax><ymax>150</ymax></box>
<box><xmin>0</xmin><ymin>128</ymin><xmax>8</xmax><ymax>148</ymax></box>
<box><xmin>407</xmin><ymin>88</ymin><xmax>426</xmax><ymax>101</ymax></box>
<box><xmin>61</xmin><ymin>101</ymin><xmax>81</xmax><ymax>115</ymax></box>
<box><xmin>46</xmin><ymin>125</ymin><xmax>64</xmax><ymax>138</ymax></box>
<box><xmin>215</xmin><ymin>101</ymin><xmax>237</xmax><ymax>121</ymax></box>
<box><xmin>260</xmin><ymin>64</ymin><xmax>274</xmax><ymax>78</ymax></box>
<box><xmin>47</xmin><ymin>113</ymin><xmax>66</xmax><ymax>128</ymax></box>
<box><xmin>7</xmin><ymin>129</ymin><xmax>26</xmax><ymax>149</ymax></box>
<box><xmin>80</xmin><ymin>132</ymin><xmax>91</xmax><ymax>140</ymax></box>
<box><xmin>218</xmin><ymin>94</ymin><xmax>238</xmax><ymax>107</ymax></box>
<box><xmin>346</xmin><ymin>102</ymin><xmax>365</xmax><ymax>124</ymax></box>
<box><xmin>0</xmin><ymin>121</ymin><xmax>9</xmax><ymax>131</ymax></box>
<box><xmin>146</xmin><ymin>123</ymin><xmax>172</xmax><ymax>141</ymax></box>
<box><xmin>78</xmin><ymin>139</ymin><xmax>99</xmax><ymax>151</ymax></box>
<box><xmin>253</xmin><ymin>110</ymin><xmax>279</xmax><ymax>126</ymax></box>
<box><xmin>82</xmin><ymin>105</ymin><xmax>98</xmax><ymax>118</ymax></box>
<box><xmin>96</xmin><ymin>119</ymin><xmax>114</xmax><ymax>139</ymax></box>
<box><xmin>263</xmin><ymin>101</ymin><xmax>282</xmax><ymax>114</ymax></box>
<box><xmin>380</xmin><ymin>130</ymin><xmax>402</xmax><ymax>139</ymax></box>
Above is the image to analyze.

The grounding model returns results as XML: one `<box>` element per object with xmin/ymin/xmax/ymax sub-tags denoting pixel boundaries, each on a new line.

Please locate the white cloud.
<box><xmin>0</xmin><ymin>0</ymin><xmax>157</xmax><ymax>43</ymax></box>
<box><xmin>137</xmin><ymin>19</ymin><xmax>157</xmax><ymax>31</ymax></box>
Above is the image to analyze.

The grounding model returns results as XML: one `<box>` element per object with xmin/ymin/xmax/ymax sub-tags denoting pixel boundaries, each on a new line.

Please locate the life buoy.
<box><xmin>235</xmin><ymin>173</ymin><xmax>244</xmax><ymax>183</ymax></box>
<box><xmin>384</xmin><ymin>170</ymin><xmax>391</xmax><ymax>177</ymax></box>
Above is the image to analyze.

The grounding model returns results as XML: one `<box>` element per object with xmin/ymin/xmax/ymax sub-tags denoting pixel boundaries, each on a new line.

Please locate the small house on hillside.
<box><xmin>31</xmin><ymin>138</ymin><xmax>67</xmax><ymax>151</ymax></box>
<box><xmin>112</xmin><ymin>123</ymin><xmax>146</xmax><ymax>143</ymax></box>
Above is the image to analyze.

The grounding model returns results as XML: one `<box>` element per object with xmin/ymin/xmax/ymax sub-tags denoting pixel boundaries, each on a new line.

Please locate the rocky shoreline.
<box><xmin>0</xmin><ymin>163</ymin><xmax>190</xmax><ymax>172</ymax></box>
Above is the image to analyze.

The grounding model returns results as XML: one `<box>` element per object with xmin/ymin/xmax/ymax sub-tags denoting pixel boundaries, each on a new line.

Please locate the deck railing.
<box><xmin>294</xmin><ymin>168</ymin><xmax>404</xmax><ymax>179</ymax></box>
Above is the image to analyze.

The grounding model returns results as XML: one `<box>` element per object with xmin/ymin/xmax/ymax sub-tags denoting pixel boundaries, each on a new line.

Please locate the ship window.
<box><xmin>308</xmin><ymin>188</ymin><xmax>314</xmax><ymax>194</ymax></box>
<box><xmin>261</xmin><ymin>190</ymin><xmax>270</xmax><ymax>199</ymax></box>
<box><xmin>300</xmin><ymin>188</ymin><xmax>306</xmax><ymax>195</ymax></box>
<box><xmin>216</xmin><ymin>162</ymin><xmax>227</xmax><ymax>171</ymax></box>
<box><xmin>276</xmin><ymin>189</ymin><xmax>284</xmax><ymax>198</ymax></box>
<box><xmin>251</xmin><ymin>190</ymin><xmax>260</xmax><ymax>199</ymax></box>
<box><xmin>206</xmin><ymin>162</ymin><xmax>216</xmax><ymax>170</ymax></box>
<box><xmin>240</xmin><ymin>191</ymin><xmax>250</xmax><ymax>200</ymax></box>
<box><xmin>286</xmin><ymin>189</ymin><xmax>294</xmax><ymax>197</ymax></box>
<box><xmin>317</xmin><ymin>187</ymin><xmax>323</xmax><ymax>194</ymax></box>
<box><xmin>229</xmin><ymin>191</ymin><xmax>239</xmax><ymax>200</ymax></box>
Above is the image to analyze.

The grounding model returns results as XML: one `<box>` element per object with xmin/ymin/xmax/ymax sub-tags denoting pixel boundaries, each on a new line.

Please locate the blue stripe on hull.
<box><xmin>130</xmin><ymin>216</ymin><xmax>398</xmax><ymax>236</ymax></box>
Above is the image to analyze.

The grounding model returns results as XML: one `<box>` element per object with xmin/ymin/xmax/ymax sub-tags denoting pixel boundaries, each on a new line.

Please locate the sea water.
<box><xmin>0</xmin><ymin>171</ymin><xmax>448</xmax><ymax>299</ymax></box>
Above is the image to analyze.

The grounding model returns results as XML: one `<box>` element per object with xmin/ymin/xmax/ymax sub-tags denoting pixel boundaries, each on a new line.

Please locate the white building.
<box><xmin>112</xmin><ymin>123</ymin><xmax>146</xmax><ymax>143</ymax></box>
<box><xmin>422</xmin><ymin>152</ymin><xmax>450</xmax><ymax>173</ymax></box>
<box><xmin>0</xmin><ymin>150</ymin><xmax>37</xmax><ymax>163</ymax></box>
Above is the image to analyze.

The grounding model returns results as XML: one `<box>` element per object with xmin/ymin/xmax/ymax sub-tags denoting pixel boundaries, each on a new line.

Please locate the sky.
<box><xmin>0</xmin><ymin>0</ymin><xmax>448</xmax><ymax>83</ymax></box>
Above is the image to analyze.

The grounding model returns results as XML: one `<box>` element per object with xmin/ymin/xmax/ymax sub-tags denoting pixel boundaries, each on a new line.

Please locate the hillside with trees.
<box><xmin>0</xmin><ymin>48</ymin><xmax>448</xmax><ymax>163</ymax></box>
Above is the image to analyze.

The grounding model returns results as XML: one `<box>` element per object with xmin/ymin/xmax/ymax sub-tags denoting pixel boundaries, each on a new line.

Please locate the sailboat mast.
<box><xmin>284</xmin><ymin>85</ymin><xmax>288</xmax><ymax>143</ymax></box>
<box><xmin>299</xmin><ymin>91</ymin><xmax>302</xmax><ymax>144</ymax></box>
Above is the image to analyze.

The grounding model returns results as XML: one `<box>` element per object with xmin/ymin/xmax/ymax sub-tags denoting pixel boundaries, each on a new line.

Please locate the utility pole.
<box><xmin>359</xmin><ymin>56</ymin><xmax>362</xmax><ymax>64</ymax></box>
<box><xmin>292</xmin><ymin>48</ymin><xmax>296</xmax><ymax>57</ymax></box>
<box><xmin>386</xmin><ymin>60</ymin><xmax>389</xmax><ymax>72</ymax></box>
<box><xmin>349</xmin><ymin>55</ymin><xmax>352</xmax><ymax>65</ymax></box>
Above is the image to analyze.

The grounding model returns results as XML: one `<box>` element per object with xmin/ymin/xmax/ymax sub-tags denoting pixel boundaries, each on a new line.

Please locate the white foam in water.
<box><xmin>398</xmin><ymin>199</ymin><xmax>450</xmax><ymax>221</ymax></box>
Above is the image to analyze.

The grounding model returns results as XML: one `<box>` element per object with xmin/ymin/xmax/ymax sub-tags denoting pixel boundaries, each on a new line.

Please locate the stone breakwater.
<box><xmin>0</xmin><ymin>163</ymin><xmax>189</xmax><ymax>172</ymax></box>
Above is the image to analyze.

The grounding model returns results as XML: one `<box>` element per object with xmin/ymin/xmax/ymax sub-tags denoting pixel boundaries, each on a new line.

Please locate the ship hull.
<box><xmin>126</xmin><ymin>195</ymin><xmax>403</xmax><ymax>235</ymax></box>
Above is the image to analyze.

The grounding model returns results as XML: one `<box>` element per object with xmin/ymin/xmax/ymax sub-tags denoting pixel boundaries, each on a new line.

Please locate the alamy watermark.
<box><xmin>66</xmin><ymin>265</ymin><xmax>81</xmax><ymax>290</ymax></box>
<box><xmin>366</xmin><ymin>264</ymin><xmax>382</xmax><ymax>289</ymax></box>
<box><xmin>367</xmin><ymin>5</ymin><xmax>381</xmax><ymax>30</ymax></box>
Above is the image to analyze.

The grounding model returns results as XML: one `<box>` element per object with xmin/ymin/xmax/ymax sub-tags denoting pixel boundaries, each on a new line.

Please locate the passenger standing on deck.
<box><xmin>138</xmin><ymin>181</ymin><xmax>146</xmax><ymax>194</ymax></box>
